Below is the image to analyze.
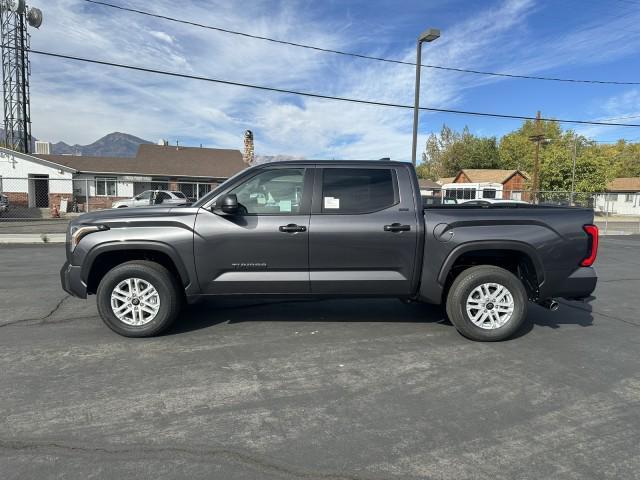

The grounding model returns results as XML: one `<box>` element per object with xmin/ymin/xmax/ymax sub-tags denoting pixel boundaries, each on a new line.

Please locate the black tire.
<box><xmin>96</xmin><ymin>260</ymin><xmax>182</xmax><ymax>337</ymax></box>
<box><xmin>117</xmin><ymin>205</ymin><xmax>128</xmax><ymax>208</ymax></box>
<box><xmin>445</xmin><ymin>265</ymin><xmax>527</xmax><ymax>342</ymax></box>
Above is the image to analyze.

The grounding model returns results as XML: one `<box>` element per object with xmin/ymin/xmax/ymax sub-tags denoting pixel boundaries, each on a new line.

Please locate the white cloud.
<box><xmin>17</xmin><ymin>0</ymin><xmax>640</xmax><ymax>158</ymax></box>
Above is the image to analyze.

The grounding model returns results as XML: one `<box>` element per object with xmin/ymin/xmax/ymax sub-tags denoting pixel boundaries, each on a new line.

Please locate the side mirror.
<box><xmin>217</xmin><ymin>194</ymin><xmax>239</xmax><ymax>215</ymax></box>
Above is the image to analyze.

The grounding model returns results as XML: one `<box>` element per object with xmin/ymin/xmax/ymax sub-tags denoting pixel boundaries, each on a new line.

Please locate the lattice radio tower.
<box><xmin>0</xmin><ymin>0</ymin><xmax>42</xmax><ymax>153</ymax></box>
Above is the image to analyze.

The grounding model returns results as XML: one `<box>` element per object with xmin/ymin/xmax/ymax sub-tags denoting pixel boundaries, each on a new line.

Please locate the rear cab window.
<box><xmin>319</xmin><ymin>168</ymin><xmax>398</xmax><ymax>214</ymax></box>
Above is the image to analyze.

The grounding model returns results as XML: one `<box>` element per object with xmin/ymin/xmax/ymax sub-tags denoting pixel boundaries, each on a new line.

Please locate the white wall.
<box><xmin>0</xmin><ymin>151</ymin><xmax>73</xmax><ymax>195</ymax></box>
<box><xmin>595</xmin><ymin>193</ymin><xmax>640</xmax><ymax>215</ymax></box>
<box><xmin>73</xmin><ymin>174</ymin><xmax>134</xmax><ymax>198</ymax></box>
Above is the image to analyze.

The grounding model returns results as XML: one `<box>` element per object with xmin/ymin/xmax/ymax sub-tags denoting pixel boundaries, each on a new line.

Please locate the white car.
<box><xmin>112</xmin><ymin>190</ymin><xmax>189</xmax><ymax>208</ymax></box>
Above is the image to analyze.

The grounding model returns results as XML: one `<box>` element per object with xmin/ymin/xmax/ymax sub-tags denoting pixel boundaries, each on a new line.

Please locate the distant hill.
<box><xmin>51</xmin><ymin>132</ymin><xmax>153</xmax><ymax>157</ymax></box>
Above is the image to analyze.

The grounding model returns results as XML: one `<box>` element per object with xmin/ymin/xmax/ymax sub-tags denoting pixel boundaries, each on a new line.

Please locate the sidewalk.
<box><xmin>0</xmin><ymin>233</ymin><xmax>66</xmax><ymax>244</ymax></box>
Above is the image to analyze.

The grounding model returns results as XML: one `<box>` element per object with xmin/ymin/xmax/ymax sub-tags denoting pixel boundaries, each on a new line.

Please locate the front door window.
<box><xmin>229</xmin><ymin>168</ymin><xmax>305</xmax><ymax>215</ymax></box>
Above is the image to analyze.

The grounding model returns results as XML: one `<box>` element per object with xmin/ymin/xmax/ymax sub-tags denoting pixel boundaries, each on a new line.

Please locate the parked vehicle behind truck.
<box><xmin>61</xmin><ymin>160</ymin><xmax>598</xmax><ymax>341</ymax></box>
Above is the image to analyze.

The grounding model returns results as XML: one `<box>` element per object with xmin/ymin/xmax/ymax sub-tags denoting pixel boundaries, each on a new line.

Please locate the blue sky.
<box><xmin>26</xmin><ymin>0</ymin><xmax>640</xmax><ymax>159</ymax></box>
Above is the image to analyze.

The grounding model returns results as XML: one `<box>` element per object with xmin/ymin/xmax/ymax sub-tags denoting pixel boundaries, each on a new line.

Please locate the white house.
<box><xmin>594</xmin><ymin>178</ymin><xmax>640</xmax><ymax>216</ymax></box>
<box><xmin>0</xmin><ymin>144</ymin><xmax>247</xmax><ymax>211</ymax></box>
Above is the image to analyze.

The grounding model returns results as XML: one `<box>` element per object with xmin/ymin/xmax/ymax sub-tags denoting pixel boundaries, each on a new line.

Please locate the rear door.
<box><xmin>309</xmin><ymin>165</ymin><xmax>419</xmax><ymax>295</ymax></box>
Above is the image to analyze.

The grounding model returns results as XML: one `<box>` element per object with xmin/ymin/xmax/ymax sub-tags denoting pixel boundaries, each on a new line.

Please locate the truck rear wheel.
<box><xmin>445</xmin><ymin>265</ymin><xmax>527</xmax><ymax>341</ymax></box>
<box><xmin>96</xmin><ymin>261</ymin><xmax>182</xmax><ymax>337</ymax></box>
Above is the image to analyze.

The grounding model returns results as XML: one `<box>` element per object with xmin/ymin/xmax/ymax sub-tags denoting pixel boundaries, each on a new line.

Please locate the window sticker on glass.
<box><xmin>324</xmin><ymin>196</ymin><xmax>340</xmax><ymax>209</ymax></box>
<box><xmin>279</xmin><ymin>200</ymin><xmax>292</xmax><ymax>212</ymax></box>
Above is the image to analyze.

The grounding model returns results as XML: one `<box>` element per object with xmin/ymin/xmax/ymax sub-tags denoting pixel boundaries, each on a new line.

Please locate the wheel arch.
<box><xmin>83</xmin><ymin>241</ymin><xmax>190</xmax><ymax>295</ymax></box>
<box><xmin>438</xmin><ymin>241</ymin><xmax>544</xmax><ymax>302</ymax></box>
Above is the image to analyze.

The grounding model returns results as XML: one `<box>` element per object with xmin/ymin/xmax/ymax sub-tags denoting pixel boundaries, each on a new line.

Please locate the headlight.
<box><xmin>70</xmin><ymin>224</ymin><xmax>109</xmax><ymax>251</ymax></box>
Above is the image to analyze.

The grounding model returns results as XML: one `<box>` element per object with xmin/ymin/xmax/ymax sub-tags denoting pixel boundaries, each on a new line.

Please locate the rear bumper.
<box><xmin>556</xmin><ymin>266</ymin><xmax>597</xmax><ymax>300</ymax></box>
<box><xmin>60</xmin><ymin>261</ymin><xmax>87</xmax><ymax>299</ymax></box>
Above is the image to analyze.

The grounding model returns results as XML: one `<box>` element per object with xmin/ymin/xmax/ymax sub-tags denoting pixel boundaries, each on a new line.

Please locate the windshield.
<box><xmin>192</xmin><ymin>166</ymin><xmax>253</xmax><ymax>208</ymax></box>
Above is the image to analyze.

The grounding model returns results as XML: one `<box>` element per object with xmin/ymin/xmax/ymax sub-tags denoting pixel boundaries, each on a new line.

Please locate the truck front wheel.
<box><xmin>445</xmin><ymin>265</ymin><xmax>527</xmax><ymax>341</ymax></box>
<box><xmin>96</xmin><ymin>261</ymin><xmax>182</xmax><ymax>337</ymax></box>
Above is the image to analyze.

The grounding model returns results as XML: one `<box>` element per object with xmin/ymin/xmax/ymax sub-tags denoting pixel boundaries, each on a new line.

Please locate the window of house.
<box><xmin>198</xmin><ymin>183</ymin><xmax>212</xmax><ymax>199</ymax></box>
<box><xmin>482</xmin><ymin>189</ymin><xmax>497</xmax><ymax>199</ymax></box>
<box><xmin>151</xmin><ymin>178</ymin><xmax>168</xmax><ymax>190</ymax></box>
<box><xmin>95</xmin><ymin>177</ymin><xmax>117</xmax><ymax>196</ymax></box>
<box><xmin>321</xmin><ymin>168</ymin><xmax>396</xmax><ymax>214</ymax></box>
<box><xmin>625</xmin><ymin>193</ymin><xmax>634</xmax><ymax>203</ymax></box>
<box><xmin>229</xmin><ymin>168</ymin><xmax>305</xmax><ymax>214</ymax></box>
<box><xmin>177</xmin><ymin>183</ymin><xmax>195</xmax><ymax>199</ymax></box>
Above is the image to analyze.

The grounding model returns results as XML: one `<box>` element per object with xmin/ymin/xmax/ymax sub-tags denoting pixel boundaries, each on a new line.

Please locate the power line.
<box><xmin>82</xmin><ymin>0</ymin><xmax>640</xmax><ymax>86</ymax></box>
<box><xmin>27</xmin><ymin>47</ymin><xmax>640</xmax><ymax>128</ymax></box>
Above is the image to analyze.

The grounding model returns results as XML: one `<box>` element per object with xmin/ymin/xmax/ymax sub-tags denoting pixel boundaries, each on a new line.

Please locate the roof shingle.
<box><xmin>456</xmin><ymin>169</ymin><xmax>528</xmax><ymax>184</ymax></box>
<box><xmin>606</xmin><ymin>177</ymin><xmax>640</xmax><ymax>192</ymax></box>
<box><xmin>35</xmin><ymin>144</ymin><xmax>246</xmax><ymax>179</ymax></box>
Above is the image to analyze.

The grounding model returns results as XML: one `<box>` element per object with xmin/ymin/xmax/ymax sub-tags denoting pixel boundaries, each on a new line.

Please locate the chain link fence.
<box><xmin>1</xmin><ymin>177</ymin><xmax>639</xmax><ymax>235</ymax></box>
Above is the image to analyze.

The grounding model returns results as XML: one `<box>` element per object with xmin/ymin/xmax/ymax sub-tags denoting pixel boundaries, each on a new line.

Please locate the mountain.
<box><xmin>51</xmin><ymin>132</ymin><xmax>153</xmax><ymax>157</ymax></box>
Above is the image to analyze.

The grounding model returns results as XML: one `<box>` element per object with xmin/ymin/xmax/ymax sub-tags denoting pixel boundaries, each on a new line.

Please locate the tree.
<box><xmin>418</xmin><ymin>125</ymin><xmax>500</xmax><ymax>178</ymax></box>
<box><xmin>419</xmin><ymin>120</ymin><xmax>637</xmax><ymax>191</ymax></box>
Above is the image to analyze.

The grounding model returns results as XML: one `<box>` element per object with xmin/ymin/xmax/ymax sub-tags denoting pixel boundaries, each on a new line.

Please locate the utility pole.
<box><xmin>528</xmin><ymin>111</ymin><xmax>544</xmax><ymax>204</ymax></box>
<box><xmin>570</xmin><ymin>136</ymin><xmax>578</xmax><ymax>205</ymax></box>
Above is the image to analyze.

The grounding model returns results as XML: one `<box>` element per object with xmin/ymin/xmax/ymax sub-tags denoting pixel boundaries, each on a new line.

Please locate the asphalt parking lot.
<box><xmin>1</xmin><ymin>238</ymin><xmax>639</xmax><ymax>479</ymax></box>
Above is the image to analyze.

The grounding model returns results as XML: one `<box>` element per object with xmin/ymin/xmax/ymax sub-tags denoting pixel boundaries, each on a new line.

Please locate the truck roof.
<box><xmin>254</xmin><ymin>159</ymin><xmax>412</xmax><ymax>168</ymax></box>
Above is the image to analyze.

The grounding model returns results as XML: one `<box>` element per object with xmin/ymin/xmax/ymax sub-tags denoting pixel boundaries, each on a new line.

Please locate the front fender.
<box><xmin>80</xmin><ymin>240</ymin><xmax>192</xmax><ymax>288</ymax></box>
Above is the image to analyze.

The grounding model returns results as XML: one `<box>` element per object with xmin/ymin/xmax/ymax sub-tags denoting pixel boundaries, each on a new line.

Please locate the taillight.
<box><xmin>581</xmin><ymin>225</ymin><xmax>599</xmax><ymax>267</ymax></box>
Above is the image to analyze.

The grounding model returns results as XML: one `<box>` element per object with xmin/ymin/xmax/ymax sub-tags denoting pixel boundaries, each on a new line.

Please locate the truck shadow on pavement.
<box><xmin>167</xmin><ymin>297</ymin><xmax>594</xmax><ymax>338</ymax></box>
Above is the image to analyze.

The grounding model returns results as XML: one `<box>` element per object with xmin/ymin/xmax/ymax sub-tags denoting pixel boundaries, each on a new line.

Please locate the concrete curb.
<box><xmin>0</xmin><ymin>234</ymin><xmax>66</xmax><ymax>244</ymax></box>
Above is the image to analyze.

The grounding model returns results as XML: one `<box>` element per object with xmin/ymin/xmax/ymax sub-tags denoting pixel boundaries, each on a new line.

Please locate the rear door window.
<box><xmin>321</xmin><ymin>168</ymin><xmax>397</xmax><ymax>214</ymax></box>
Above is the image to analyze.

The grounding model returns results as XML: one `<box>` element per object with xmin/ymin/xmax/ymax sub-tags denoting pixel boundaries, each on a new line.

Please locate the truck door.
<box><xmin>193</xmin><ymin>167</ymin><xmax>313</xmax><ymax>294</ymax></box>
<box><xmin>309</xmin><ymin>166</ymin><xmax>419</xmax><ymax>295</ymax></box>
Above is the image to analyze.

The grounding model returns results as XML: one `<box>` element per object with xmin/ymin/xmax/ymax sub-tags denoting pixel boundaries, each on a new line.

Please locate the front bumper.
<box><xmin>60</xmin><ymin>261</ymin><xmax>87</xmax><ymax>298</ymax></box>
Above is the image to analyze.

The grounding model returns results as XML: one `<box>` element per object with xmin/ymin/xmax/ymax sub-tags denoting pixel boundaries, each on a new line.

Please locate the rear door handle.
<box><xmin>384</xmin><ymin>223</ymin><xmax>411</xmax><ymax>232</ymax></box>
<box><xmin>279</xmin><ymin>224</ymin><xmax>307</xmax><ymax>233</ymax></box>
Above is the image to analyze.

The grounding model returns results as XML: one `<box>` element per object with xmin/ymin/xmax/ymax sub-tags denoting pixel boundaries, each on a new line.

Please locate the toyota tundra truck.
<box><xmin>60</xmin><ymin>160</ymin><xmax>598</xmax><ymax>341</ymax></box>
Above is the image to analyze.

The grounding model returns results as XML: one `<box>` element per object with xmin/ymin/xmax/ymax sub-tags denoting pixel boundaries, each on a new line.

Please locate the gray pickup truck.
<box><xmin>61</xmin><ymin>160</ymin><xmax>598</xmax><ymax>341</ymax></box>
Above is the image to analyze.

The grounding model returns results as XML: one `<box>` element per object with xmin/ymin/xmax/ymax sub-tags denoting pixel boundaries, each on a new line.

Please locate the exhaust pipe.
<box><xmin>540</xmin><ymin>299</ymin><xmax>559</xmax><ymax>311</ymax></box>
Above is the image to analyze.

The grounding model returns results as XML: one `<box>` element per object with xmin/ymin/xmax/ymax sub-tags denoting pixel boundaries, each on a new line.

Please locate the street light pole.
<box><xmin>411</xmin><ymin>28</ymin><xmax>440</xmax><ymax>165</ymax></box>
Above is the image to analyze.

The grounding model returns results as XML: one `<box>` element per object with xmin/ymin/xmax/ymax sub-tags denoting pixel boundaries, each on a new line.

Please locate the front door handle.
<box><xmin>384</xmin><ymin>223</ymin><xmax>411</xmax><ymax>232</ymax></box>
<box><xmin>279</xmin><ymin>224</ymin><xmax>307</xmax><ymax>233</ymax></box>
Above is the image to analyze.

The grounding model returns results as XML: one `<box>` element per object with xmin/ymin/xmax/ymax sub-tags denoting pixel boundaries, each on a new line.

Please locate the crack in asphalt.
<box><xmin>0</xmin><ymin>295</ymin><xmax>71</xmax><ymax>328</ymax></box>
<box><xmin>0</xmin><ymin>439</ymin><xmax>374</xmax><ymax>480</ymax></box>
